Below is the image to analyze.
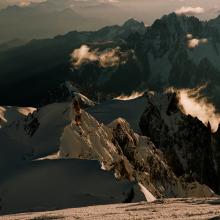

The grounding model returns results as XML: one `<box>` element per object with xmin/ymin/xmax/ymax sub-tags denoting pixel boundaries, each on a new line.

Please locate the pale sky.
<box><xmin>1</xmin><ymin>0</ymin><xmax>220</xmax><ymax>23</ymax></box>
<box><xmin>0</xmin><ymin>0</ymin><xmax>44</xmax><ymax>7</ymax></box>
<box><xmin>116</xmin><ymin>0</ymin><xmax>220</xmax><ymax>22</ymax></box>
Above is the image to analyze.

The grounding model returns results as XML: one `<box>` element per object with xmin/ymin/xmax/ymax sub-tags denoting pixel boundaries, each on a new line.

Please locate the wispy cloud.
<box><xmin>175</xmin><ymin>6</ymin><xmax>205</xmax><ymax>16</ymax></box>
<box><xmin>168</xmin><ymin>85</ymin><xmax>220</xmax><ymax>132</ymax></box>
<box><xmin>114</xmin><ymin>91</ymin><xmax>145</xmax><ymax>101</ymax></box>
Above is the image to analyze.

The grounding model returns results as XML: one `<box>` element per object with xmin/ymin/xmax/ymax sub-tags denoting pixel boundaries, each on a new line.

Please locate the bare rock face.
<box><xmin>139</xmin><ymin>92</ymin><xmax>220</xmax><ymax>193</ymax></box>
<box><xmin>110</xmin><ymin>118</ymin><xmax>178</xmax><ymax>198</ymax></box>
<box><xmin>24</xmin><ymin>111</ymin><xmax>40</xmax><ymax>137</ymax></box>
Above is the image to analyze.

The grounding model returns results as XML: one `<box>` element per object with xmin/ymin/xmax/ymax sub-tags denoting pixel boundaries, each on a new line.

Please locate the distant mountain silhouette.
<box><xmin>0</xmin><ymin>0</ymin><xmax>126</xmax><ymax>44</ymax></box>
<box><xmin>1</xmin><ymin>14</ymin><xmax>220</xmax><ymax>109</ymax></box>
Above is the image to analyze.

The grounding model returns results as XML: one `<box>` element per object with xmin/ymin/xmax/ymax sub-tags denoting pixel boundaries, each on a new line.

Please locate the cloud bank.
<box><xmin>71</xmin><ymin>45</ymin><xmax>130</xmax><ymax>68</ymax></box>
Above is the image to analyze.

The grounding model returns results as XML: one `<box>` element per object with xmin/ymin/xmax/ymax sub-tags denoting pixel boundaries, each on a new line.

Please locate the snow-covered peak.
<box><xmin>65</xmin><ymin>81</ymin><xmax>96</xmax><ymax>107</ymax></box>
<box><xmin>74</xmin><ymin>92</ymin><xmax>96</xmax><ymax>107</ymax></box>
<box><xmin>59</xmin><ymin>109</ymin><xmax>122</xmax><ymax>172</ymax></box>
<box><xmin>59</xmin><ymin>105</ymin><xmax>214</xmax><ymax>198</ymax></box>
<box><xmin>0</xmin><ymin>97</ymin><xmax>216</xmax><ymax>214</ymax></box>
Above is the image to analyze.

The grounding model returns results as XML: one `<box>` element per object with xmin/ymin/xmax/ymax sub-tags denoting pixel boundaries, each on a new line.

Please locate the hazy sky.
<box><xmin>0</xmin><ymin>0</ymin><xmax>44</xmax><ymax>7</ymax></box>
<box><xmin>117</xmin><ymin>0</ymin><xmax>220</xmax><ymax>22</ymax></box>
<box><xmin>1</xmin><ymin>0</ymin><xmax>220</xmax><ymax>24</ymax></box>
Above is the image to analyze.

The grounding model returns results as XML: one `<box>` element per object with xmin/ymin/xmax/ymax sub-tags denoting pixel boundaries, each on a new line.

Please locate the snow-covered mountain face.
<box><xmin>0</xmin><ymin>94</ymin><xmax>215</xmax><ymax>214</ymax></box>
<box><xmin>0</xmin><ymin>103</ymin><xmax>71</xmax><ymax>178</ymax></box>
<box><xmin>0</xmin><ymin>90</ymin><xmax>95</xmax><ymax>176</ymax></box>
<box><xmin>59</xmin><ymin>102</ymin><xmax>214</xmax><ymax>199</ymax></box>
<box><xmin>0</xmin><ymin>101</ymin><xmax>147</xmax><ymax>214</ymax></box>
<box><xmin>139</xmin><ymin>91</ymin><xmax>220</xmax><ymax>193</ymax></box>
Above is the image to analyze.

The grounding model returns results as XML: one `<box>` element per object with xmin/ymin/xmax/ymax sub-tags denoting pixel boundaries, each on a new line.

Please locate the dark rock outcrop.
<box><xmin>139</xmin><ymin>92</ymin><xmax>220</xmax><ymax>193</ymax></box>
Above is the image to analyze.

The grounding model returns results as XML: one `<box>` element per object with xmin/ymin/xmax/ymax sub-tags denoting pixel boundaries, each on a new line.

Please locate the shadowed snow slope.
<box><xmin>0</xmin><ymin>159</ymin><xmax>135</xmax><ymax>215</ymax></box>
<box><xmin>0</xmin><ymin>103</ymin><xmax>72</xmax><ymax>178</ymax></box>
<box><xmin>87</xmin><ymin>96</ymin><xmax>147</xmax><ymax>133</ymax></box>
<box><xmin>0</xmin><ymin>101</ymin><xmax>146</xmax><ymax>215</ymax></box>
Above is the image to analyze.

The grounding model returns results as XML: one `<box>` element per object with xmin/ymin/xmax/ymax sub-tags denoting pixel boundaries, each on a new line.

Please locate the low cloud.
<box><xmin>99</xmin><ymin>49</ymin><xmax>121</xmax><ymax>68</ymax></box>
<box><xmin>71</xmin><ymin>45</ymin><xmax>131</xmax><ymax>68</ymax></box>
<box><xmin>186</xmin><ymin>34</ymin><xmax>208</xmax><ymax>48</ymax></box>
<box><xmin>169</xmin><ymin>86</ymin><xmax>220</xmax><ymax>132</ymax></box>
<box><xmin>71</xmin><ymin>45</ymin><xmax>98</xmax><ymax>67</ymax></box>
<box><xmin>114</xmin><ymin>91</ymin><xmax>145</xmax><ymax>101</ymax></box>
<box><xmin>175</xmin><ymin>6</ymin><xmax>205</xmax><ymax>16</ymax></box>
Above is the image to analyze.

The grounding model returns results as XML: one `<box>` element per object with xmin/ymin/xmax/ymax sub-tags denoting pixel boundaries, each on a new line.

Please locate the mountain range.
<box><xmin>1</xmin><ymin>13</ymin><xmax>220</xmax><ymax>110</ymax></box>
<box><xmin>0</xmin><ymin>0</ymin><xmax>127</xmax><ymax>44</ymax></box>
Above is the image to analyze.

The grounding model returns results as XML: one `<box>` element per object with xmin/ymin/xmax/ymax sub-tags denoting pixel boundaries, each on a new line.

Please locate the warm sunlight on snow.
<box><xmin>17</xmin><ymin>107</ymin><xmax>37</xmax><ymax>116</ymax></box>
<box><xmin>114</xmin><ymin>91</ymin><xmax>145</xmax><ymax>101</ymax></box>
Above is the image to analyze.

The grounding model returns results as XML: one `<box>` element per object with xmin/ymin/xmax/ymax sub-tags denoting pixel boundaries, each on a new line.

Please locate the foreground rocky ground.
<box><xmin>2</xmin><ymin>198</ymin><xmax>220</xmax><ymax>220</ymax></box>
